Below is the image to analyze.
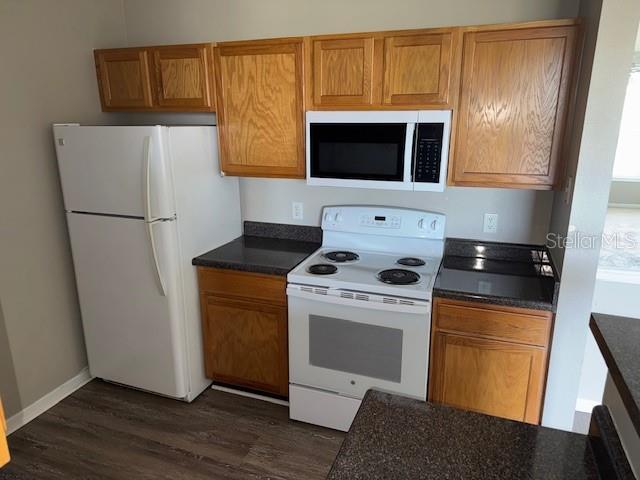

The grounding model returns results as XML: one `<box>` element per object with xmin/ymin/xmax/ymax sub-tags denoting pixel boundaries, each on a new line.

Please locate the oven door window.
<box><xmin>310</xmin><ymin>123</ymin><xmax>406</xmax><ymax>181</ymax></box>
<box><xmin>308</xmin><ymin>315</ymin><xmax>403</xmax><ymax>383</ymax></box>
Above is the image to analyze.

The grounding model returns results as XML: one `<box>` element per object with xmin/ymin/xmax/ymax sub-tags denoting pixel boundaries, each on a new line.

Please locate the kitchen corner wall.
<box><xmin>543</xmin><ymin>0</ymin><xmax>640</xmax><ymax>430</ymax></box>
<box><xmin>121</xmin><ymin>0</ymin><xmax>579</xmax><ymax>244</ymax></box>
<box><xmin>0</xmin><ymin>0</ymin><xmax>127</xmax><ymax>418</ymax></box>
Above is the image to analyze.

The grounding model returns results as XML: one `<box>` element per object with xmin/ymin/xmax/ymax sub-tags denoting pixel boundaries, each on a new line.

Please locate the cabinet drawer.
<box><xmin>197</xmin><ymin>267</ymin><xmax>286</xmax><ymax>306</ymax></box>
<box><xmin>434</xmin><ymin>299</ymin><xmax>552</xmax><ymax>347</ymax></box>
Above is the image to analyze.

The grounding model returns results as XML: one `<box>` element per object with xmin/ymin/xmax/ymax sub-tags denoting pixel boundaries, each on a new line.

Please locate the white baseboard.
<box><xmin>210</xmin><ymin>384</ymin><xmax>289</xmax><ymax>407</ymax></box>
<box><xmin>6</xmin><ymin>367</ymin><xmax>93</xmax><ymax>434</ymax></box>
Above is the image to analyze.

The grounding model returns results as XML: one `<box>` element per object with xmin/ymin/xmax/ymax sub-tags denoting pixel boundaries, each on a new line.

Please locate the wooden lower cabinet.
<box><xmin>1</xmin><ymin>397</ymin><xmax>9</xmax><ymax>467</ymax></box>
<box><xmin>197</xmin><ymin>268</ymin><xmax>289</xmax><ymax>397</ymax></box>
<box><xmin>429</xmin><ymin>298</ymin><xmax>553</xmax><ymax>424</ymax></box>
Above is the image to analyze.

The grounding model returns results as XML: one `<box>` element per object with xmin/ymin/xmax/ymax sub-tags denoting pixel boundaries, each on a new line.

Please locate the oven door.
<box><xmin>287</xmin><ymin>285</ymin><xmax>430</xmax><ymax>400</ymax></box>
<box><xmin>306</xmin><ymin>111</ymin><xmax>417</xmax><ymax>190</ymax></box>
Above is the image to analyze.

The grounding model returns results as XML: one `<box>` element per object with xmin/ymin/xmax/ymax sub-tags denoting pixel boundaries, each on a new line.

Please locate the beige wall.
<box><xmin>123</xmin><ymin>0</ymin><xmax>578</xmax><ymax>44</ymax></box>
<box><xmin>0</xmin><ymin>300</ymin><xmax>21</xmax><ymax>416</ymax></box>
<box><xmin>122</xmin><ymin>0</ymin><xmax>579</xmax><ymax>243</ymax></box>
<box><xmin>0</xmin><ymin>0</ymin><xmax>127</xmax><ymax>417</ymax></box>
<box><xmin>543</xmin><ymin>0</ymin><xmax>640</xmax><ymax>430</ymax></box>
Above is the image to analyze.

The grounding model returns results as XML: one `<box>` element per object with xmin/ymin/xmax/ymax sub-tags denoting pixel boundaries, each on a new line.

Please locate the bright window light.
<box><xmin>612</xmin><ymin>61</ymin><xmax>640</xmax><ymax>180</ymax></box>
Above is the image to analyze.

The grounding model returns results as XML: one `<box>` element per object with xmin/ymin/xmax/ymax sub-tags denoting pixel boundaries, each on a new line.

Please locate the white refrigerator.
<box><xmin>53</xmin><ymin>124</ymin><xmax>241</xmax><ymax>401</ymax></box>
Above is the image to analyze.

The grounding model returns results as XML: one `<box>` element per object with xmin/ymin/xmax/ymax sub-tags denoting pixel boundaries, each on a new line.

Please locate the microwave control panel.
<box><xmin>413</xmin><ymin>123</ymin><xmax>444</xmax><ymax>184</ymax></box>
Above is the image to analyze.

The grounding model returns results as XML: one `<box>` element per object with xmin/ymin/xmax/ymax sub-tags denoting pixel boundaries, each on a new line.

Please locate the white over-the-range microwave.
<box><xmin>305</xmin><ymin>110</ymin><xmax>451</xmax><ymax>191</ymax></box>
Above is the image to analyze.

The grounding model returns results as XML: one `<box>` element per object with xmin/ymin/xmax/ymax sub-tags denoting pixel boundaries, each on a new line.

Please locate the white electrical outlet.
<box><xmin>292</xmin><ymin>202</ymin><xmax>304</xmax><ymax>220</ymax></box>
<box><xmin>483</xmin><ymin>213</ymin><xmax>498</xmax><ymax>233</ymax></box>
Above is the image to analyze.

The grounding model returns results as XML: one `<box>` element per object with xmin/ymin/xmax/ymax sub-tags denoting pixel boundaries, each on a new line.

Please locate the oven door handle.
<box><xmin>286</xmin><ymin>286</ymin><xmax>431</xmax><ymax>315</ymax></box>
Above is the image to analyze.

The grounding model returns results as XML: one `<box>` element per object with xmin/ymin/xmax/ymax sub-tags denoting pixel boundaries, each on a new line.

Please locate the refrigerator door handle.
<box><xmin>146</xmin><ymin>221</ymin><xmax>167</xmax><ymax>297</ymax></box>
<box><xmin>143</xmin><ymin>135</ymin><xmax>159</xmax><ymax>223</ymax></box>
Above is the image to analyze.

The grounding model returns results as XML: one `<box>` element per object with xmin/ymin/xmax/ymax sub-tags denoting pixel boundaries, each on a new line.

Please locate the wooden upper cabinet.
<box><xmin>306</xmin><ymin>28</ymin><xmax>459</xmax><ymax>110</ymax></box>
<box><xmin>95</xmin><ymin>49</ymin><xmax>153</xmax><ymax>110</ymax></box>
<box><xmin>310</xmin><ymin>36</ymin><xmax>377</xmax><ymax>106</ymax></box>
<box><xmin>382</xmin><ymin>30</ymin><xmax>457</xmax><ymax>107</ymax></box>
<box><xmin>214</xmin><ymin>38</ymin><xmax>305</xmax><ymax>178</ymax></box>
<box><xmin>95</xmin><ymin>44</ymin><xmax>215</xmax><ymax>112</ymax></box>
<box><xmin>450</xmin><ymin>22</ymin><xmax>579</xmax><ymax>189</ymax></box>
<box><xmin>151</xmin><ymin>44</ymin><xmax>215</xmax><ymax>110</ymax></box>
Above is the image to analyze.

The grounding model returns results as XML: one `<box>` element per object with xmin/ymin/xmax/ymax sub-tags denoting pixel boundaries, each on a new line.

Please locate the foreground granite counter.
<box><xmin>434</xmin><ymin>238</ymin><xmax>559</xmax><ymax>311</ymax></box>
<box><xmin>591</xmin><ymin>313</ymin><xmax>640</xmax><ymax>435</ymax></box>
<box><xmin>192</xmin><ymin>221</ymin><xmax>320</xmax><ymax>276</ymax></box>
<box><xmin>328</xmin><ymin>390</ymin><xmax>632</xmax><ymax>480</ymax></box>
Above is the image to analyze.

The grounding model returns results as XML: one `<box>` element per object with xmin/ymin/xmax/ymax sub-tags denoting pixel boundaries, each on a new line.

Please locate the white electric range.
<box><xmin>287</xmin><ymin>205</ymin><xmax>445</xmax><ymax>431</ymax></box>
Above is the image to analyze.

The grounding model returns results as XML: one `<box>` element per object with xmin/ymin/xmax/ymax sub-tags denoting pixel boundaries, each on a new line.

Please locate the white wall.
<box><xmin>543</xmin><ymin>0</ymin><xmax>640</xmax><ymax>430</ymax></box>
<box><xmin>240</xmin><ymin>180</ymin><xmax>553</xmax><ymax>243</ymax></box>
<box><xmin>0</xmin><ymin>0</ymin><xmax>127</xmax><ymax>417</ymax></box>
<box><xmin>121</xmin><ymin>0</ymin><xmax>579</xmax><ymax>244</ymax></box>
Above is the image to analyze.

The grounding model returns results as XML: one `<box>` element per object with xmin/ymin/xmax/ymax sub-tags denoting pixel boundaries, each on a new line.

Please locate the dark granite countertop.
<box><xmin>591</xmin><ymin>313</ymin><xmax>640</xmax><ymax>435</ymax></box>
<box><xmin>328</xmin><ymin>390</ymin><xmax>603</xmax><ymax>480</ymax></box>
<box><xmin>192</xmin><ymin>221</ymin><xmax>321</xmax><ymax>276</ymax></box>
<box><xmin>433</xmin><ymin>238</ymin><xmax>559</xmax><ymax>311</ymax></box>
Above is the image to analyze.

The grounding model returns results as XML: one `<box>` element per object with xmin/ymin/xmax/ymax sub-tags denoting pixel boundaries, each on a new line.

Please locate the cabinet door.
<box><xmin>151</xmin><ymin>44</ymin><xmax>215</xmax><ymax>110</ymax></box>
<box><xmin>95</xmin><ymin>49</ymin><xmax>153</xmax><ymax>110</ymax></box>
<box><xmin>451</xmin><ymin>25</ymin><xmax>578</xmax><ymax>188</ymax></box>
<box><xmin>382</xmin><ymin>30</ymin><xmax>456</xmax><ymax>107</ymax></box>
<box><xmin>429</xmin><ymin>332</ymin><xmax>546</xmax><ymax>424</ymax></box>
<box><xmin>214</xmin><ymin>39</ymin><xmax>305</xmax><ymax>178</ymax></box>
<box><xmin>201</xmin><ymin>295</ymin><xmax>288</xmax><ymax>397</ymax></box>
<box><xmin>311</xmin><ymin>36</ymin><xmax>377</xmax><ymax>107</ymax></box>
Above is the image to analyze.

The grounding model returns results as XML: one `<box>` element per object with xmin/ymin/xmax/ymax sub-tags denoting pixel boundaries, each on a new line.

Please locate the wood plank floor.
<box><xmin>1</xmin><ymin>380</ymin><xmax>344</xmax><ymax>479</ymax></box>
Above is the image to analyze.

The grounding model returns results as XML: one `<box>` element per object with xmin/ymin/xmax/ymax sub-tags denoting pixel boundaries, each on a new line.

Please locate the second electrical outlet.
<box><xmin>292</xmin><ymin>202</ymin><xmax>304</xmax><ymax>220</ymax></box>
<box><xmin>483</xmin><ymin>213</ymin><xmax>498</xmax><ymax>233</ymax></box>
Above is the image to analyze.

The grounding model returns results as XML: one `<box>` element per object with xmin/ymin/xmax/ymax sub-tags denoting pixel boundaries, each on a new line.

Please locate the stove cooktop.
<box><xmin>288</xmin><ymin>248</ymin><xmax>441</xmax><ymax>301</ymax></box>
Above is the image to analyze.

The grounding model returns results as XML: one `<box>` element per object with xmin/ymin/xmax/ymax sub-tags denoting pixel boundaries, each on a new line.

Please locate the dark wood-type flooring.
<box><xmin>1</xmin><ymin>380</ymin><xmax>344</xmax><ymax>479</ymax></box>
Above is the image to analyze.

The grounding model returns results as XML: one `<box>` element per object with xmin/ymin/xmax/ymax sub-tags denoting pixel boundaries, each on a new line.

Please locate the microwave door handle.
<box><xmin>404</xmin><ymin>122</ymin><xmax>417</xmax><ymax>185</ymax></box>
<box><xmin>405</xmin><ymin>123</ymin><xmax>417</xmax><ymax>185</ymax></box>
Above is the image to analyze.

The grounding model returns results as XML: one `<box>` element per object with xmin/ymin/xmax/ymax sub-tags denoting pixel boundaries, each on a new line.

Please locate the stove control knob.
<box><xmin>323</xmin><ymin>212</ymin><xmax>332</xmax><ymax>222</ymax></box>
<box><xmin>418</xmin><ymin>218</ymin><xmax>426</xmax><ymax>230</ymax></box>
<box><xmin>430</xmin><ymin>219</ymin><xmax>438</xmax><ymax>231</ymax></box>
<box><xmin>334</xmin><ymin>213</ymin><xmax>343</xmax><ymax>222</ymax></box>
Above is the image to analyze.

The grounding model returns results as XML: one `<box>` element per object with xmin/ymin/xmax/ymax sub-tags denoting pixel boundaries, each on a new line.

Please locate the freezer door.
<box><xmin>53</xmin><ymin>125</ymin><xmax>175</xmax><ymax>219</ymax></box>
<box><xmin>66</xmin><ymin>213</ymin><xmax>188</xmax><ymax>398</ymax></box>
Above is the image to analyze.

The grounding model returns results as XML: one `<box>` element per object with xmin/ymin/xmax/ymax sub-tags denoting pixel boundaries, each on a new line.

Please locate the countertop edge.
<box><xmin>433</xmin><ymin>288</ymin><xmax>555</xmax><ymax>312</ymax></box>
<box><xmin>590</xmin><ymin>314</ymin><xmax>640</xmax><ymax>436</ymax></box>
<box><xmin>191</xmin><ymin>259</ymin><xmax>290</xmax><ymax>277</ymax></box>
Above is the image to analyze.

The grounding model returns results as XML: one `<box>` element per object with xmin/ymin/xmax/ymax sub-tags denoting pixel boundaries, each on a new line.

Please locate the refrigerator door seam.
<box><xmin>67</xmin><ymin>210</ymin><xmax>145</xmax><ymax>220</ymax></box>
